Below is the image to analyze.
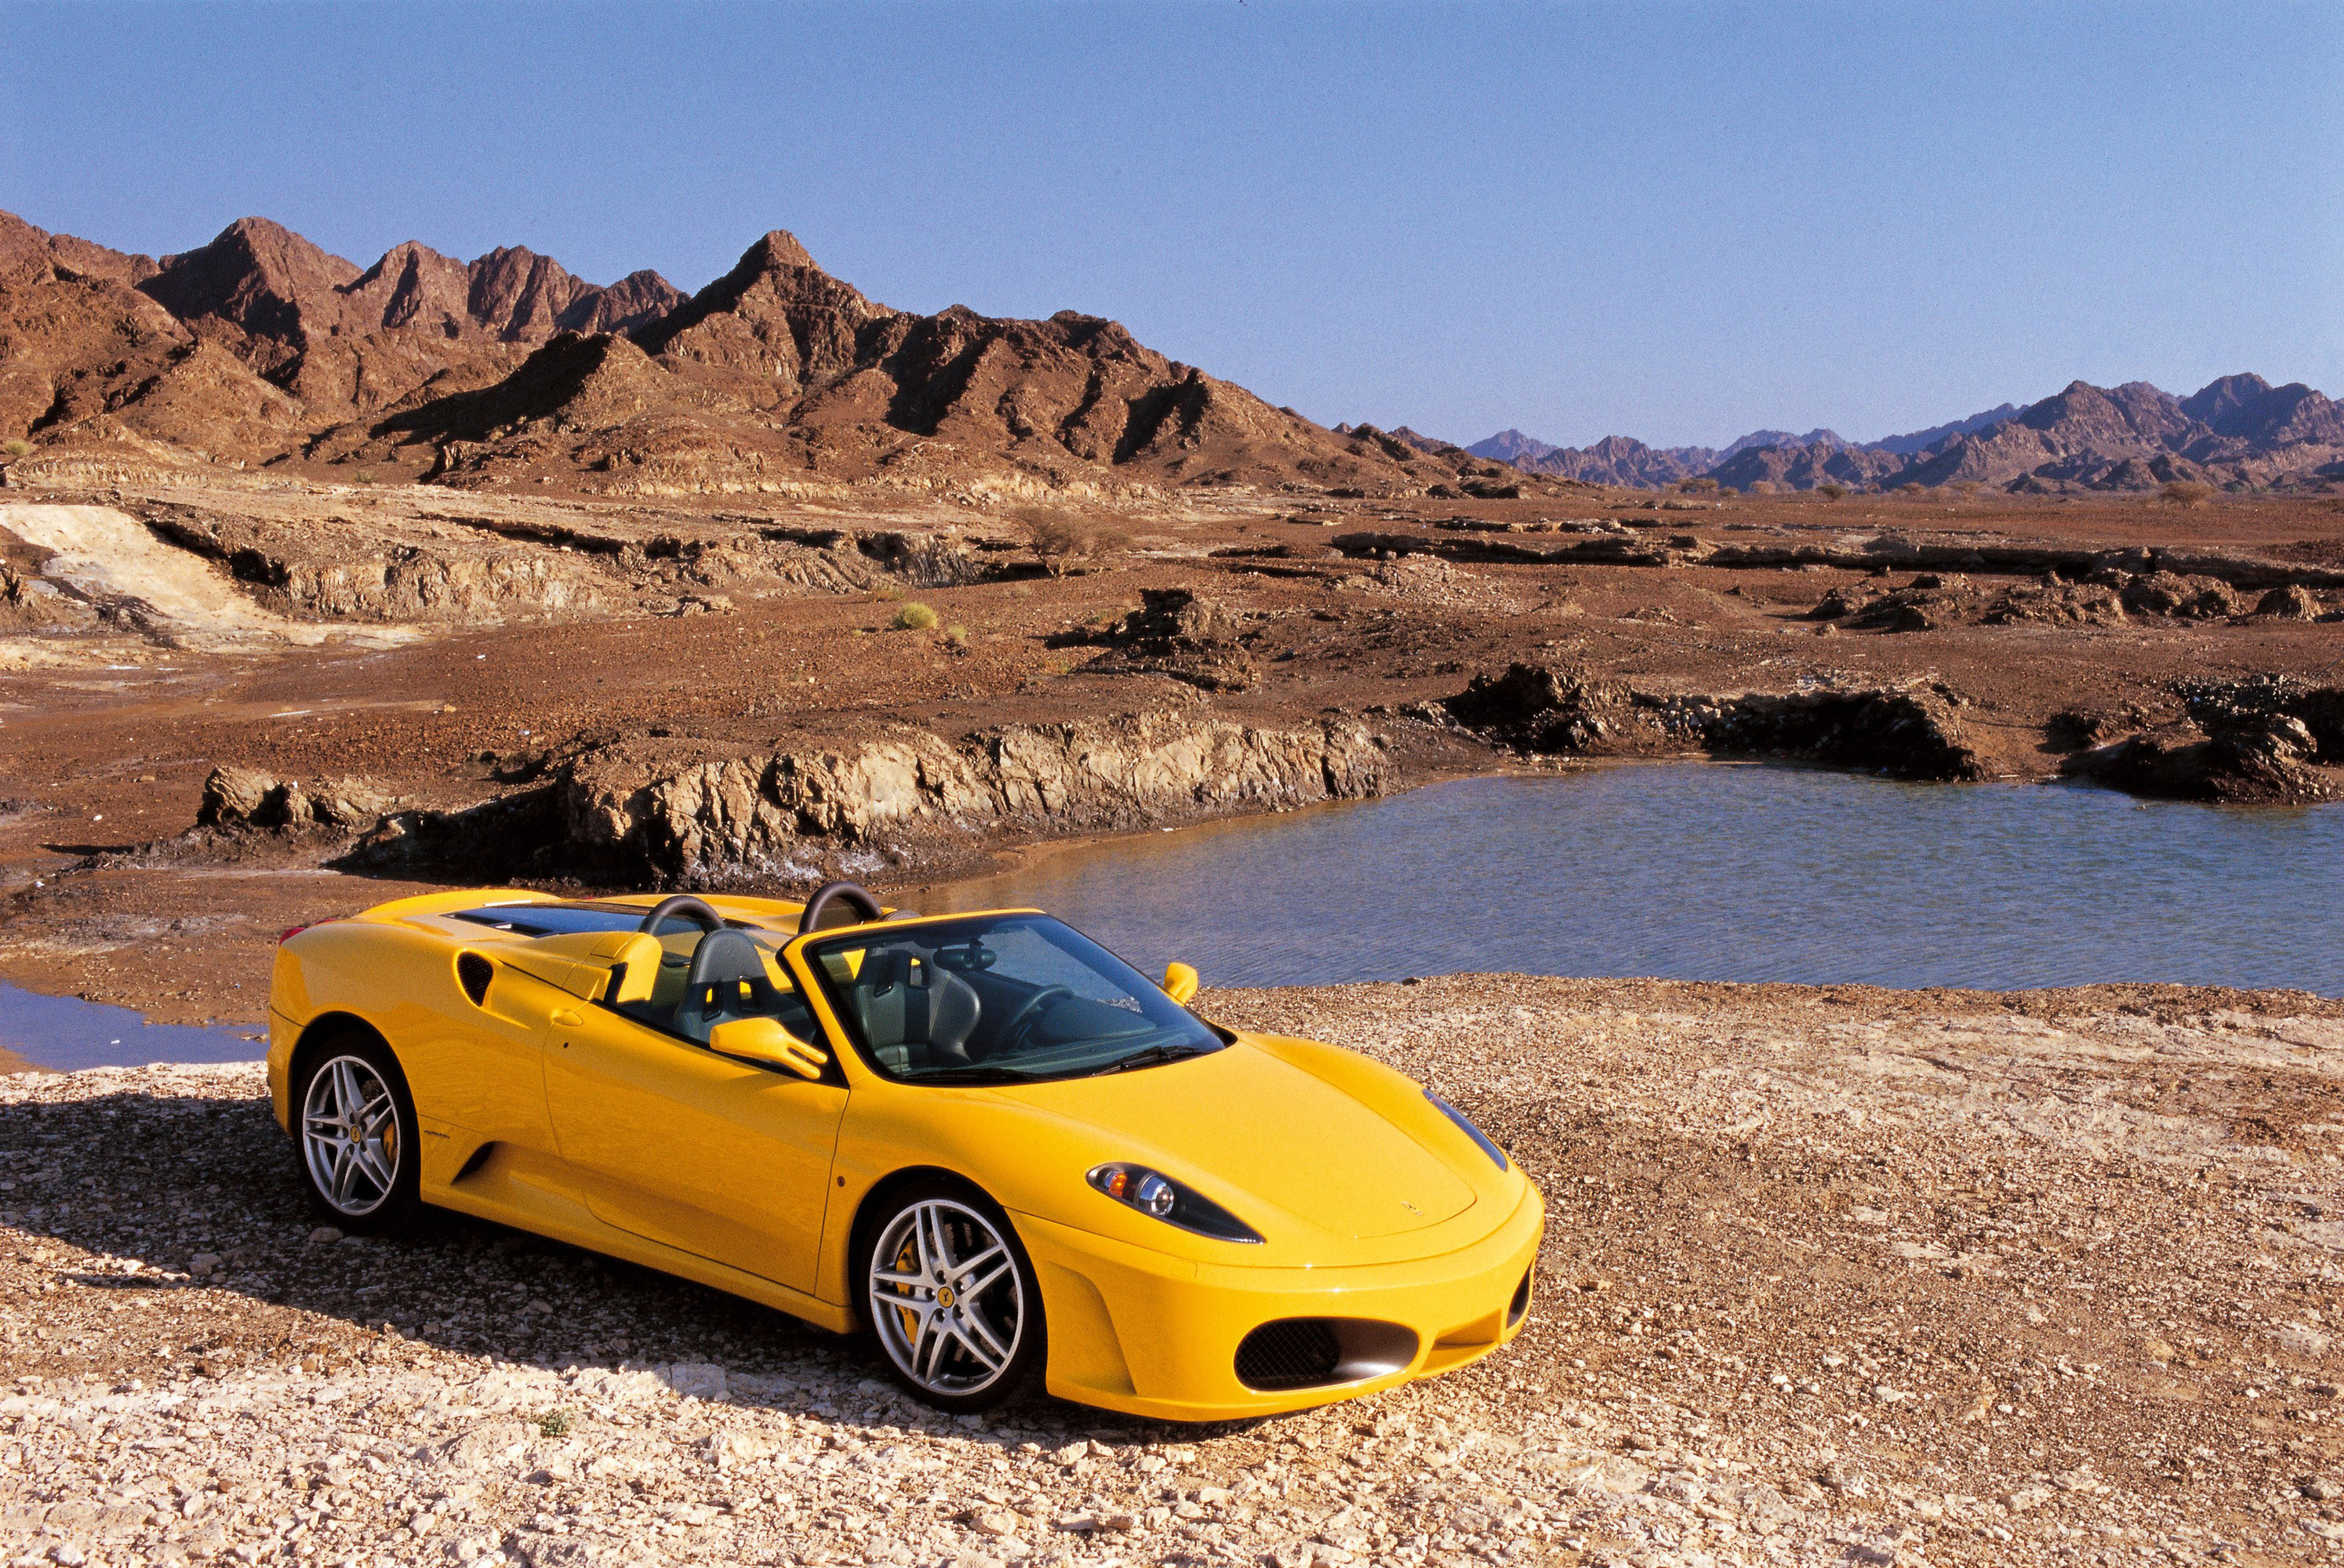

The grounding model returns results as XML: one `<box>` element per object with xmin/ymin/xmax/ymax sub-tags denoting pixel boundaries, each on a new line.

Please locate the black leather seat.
<box><xmin>675</xmin><ymin>929</ymin><xmax>791</xmax><ymax>1044</ymax></box>
<box><xmin>856</xmin><ymin>949</ymin><xmax>982</xmax><ymax>1072</ymax></box>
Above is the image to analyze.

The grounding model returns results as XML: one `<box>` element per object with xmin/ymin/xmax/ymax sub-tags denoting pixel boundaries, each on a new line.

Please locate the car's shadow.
<box><xmin>0</xmin><ymin>1083</ymin><xmax>1275</xmax><ymax>1446</ymax></box>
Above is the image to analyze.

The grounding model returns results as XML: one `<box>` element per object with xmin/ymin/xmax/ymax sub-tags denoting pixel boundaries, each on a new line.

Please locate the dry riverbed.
<box><xmin>5</xmin><ymin>978</ymin><xmax>2344</xmax><ymax>1568</ymax></box>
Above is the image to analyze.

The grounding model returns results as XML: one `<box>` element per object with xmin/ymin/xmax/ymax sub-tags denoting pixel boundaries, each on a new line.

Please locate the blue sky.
<box><xmin>3</xmin><ymin>2</ymin><xmax>2337</xmax><ymax>448</ymax></box>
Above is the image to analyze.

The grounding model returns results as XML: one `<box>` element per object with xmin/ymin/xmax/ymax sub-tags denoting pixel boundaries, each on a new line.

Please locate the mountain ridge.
<box><xmin>9</xmin><ymin>207</ymin><xmax>2341</xmax><ymax>497</ymax></box>
<box><xmin>1466</xmin><ymin>382</ymin><xmax>2344</xmax><ymax>492</ymax></box>
<box><xmin>0</xmin><ymin>209</ymin><xmax>1503</xmax><ymax>498</ymax></box>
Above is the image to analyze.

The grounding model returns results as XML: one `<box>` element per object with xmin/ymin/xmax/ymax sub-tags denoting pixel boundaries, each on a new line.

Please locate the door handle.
<box><xmin>550</xmin><ymin>1008</ymin><xmax>584</xmax><ymax>1029</ymax></box>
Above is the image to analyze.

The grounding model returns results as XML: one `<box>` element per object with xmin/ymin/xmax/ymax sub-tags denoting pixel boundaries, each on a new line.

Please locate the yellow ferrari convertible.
<box><xmin>267</xmin><ymin>882</ymin><xmax>1543</xmax><ymax>1420</ymax></box>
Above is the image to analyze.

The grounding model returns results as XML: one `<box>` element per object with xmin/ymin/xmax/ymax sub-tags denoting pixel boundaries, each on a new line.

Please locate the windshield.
<box><xmin>805</xmin><ymin>914</ymin><xmax>1223</xmax><ymax>1083</ymax></box>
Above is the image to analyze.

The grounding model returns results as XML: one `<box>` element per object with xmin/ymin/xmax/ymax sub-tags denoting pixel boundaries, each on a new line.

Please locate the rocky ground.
<box><xmin>1</xmin><ymin>477</ymin><xmax>2340</xmax><ymax>1029</ymax></box>
<box><xmin>5</xmin><ymin>978</ymin><xmax>2344</xmax><ymax>1567</ymax></box>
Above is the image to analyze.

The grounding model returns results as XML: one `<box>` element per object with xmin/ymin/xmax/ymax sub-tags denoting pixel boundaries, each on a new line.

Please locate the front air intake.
<box><xmin>1234</xmin><ymin>1318</ymin><xmax>1418</xmax><ymax>1392</ymax></box>
<box><xmin>1508</xmin><ymin>1266</ymin><xmax>1534</xmax><ymax>1327</ymax></box>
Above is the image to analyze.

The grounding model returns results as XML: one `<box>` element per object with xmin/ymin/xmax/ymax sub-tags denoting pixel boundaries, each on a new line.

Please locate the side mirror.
<box><xmin>1162</xmin><ymin>961</ymin><xmax>1200</xmax><ymax>1007</ymax></box>
<box><xmin>707</xmin><ymin>1017</ymin><xmax>830</xmax><ymax>1081</ymax></box>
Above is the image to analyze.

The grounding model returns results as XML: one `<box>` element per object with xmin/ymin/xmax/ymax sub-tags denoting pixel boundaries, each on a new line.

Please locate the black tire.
<box><xmin>856</xmin><ymin>1174</ymin><xmax>1046</xmax><ymax>1414</ymax></box>
<box><xmin>288</xmin><ymin>1029</ymin><xmax>423</xmax><ymax>1236</ymax></box>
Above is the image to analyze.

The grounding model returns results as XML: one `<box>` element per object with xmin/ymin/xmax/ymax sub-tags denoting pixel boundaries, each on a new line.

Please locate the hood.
<box><xmin>1006</xmin><ymin>1040</ymin><xmax>1477</xmax><ymax>1240</ymax></box>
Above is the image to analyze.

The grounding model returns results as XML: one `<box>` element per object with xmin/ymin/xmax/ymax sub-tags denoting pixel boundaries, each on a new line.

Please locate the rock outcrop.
<box><xmin>1065</xmin><ymin>587</ymin><xmax>1258</xmax><ymax>692</ymax></box>
<box><xmin>1443</xmin><ymin>662</ymin><xmax>1982</xmax><ymax>781</ymax></box>
<box><xmin>2059</xmin><ymin>676</ymin><xmax>2344</xmax><ymax>804</ymax></box>
<box><xmin>340</xmin><ymin>711</ymin><xmax>1394</xmax><ymax>886</ymax></box>
<box><xmin>196</xmin><ymin>766</ymin><xmax>394</xmax><ymax>833</ymax></box>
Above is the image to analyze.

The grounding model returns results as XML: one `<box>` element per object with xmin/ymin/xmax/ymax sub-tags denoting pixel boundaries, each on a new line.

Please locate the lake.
<box><xmin>923</xmin><ymin>764</ymin><xmax>2344</xmax><ymax>996</ymax></box>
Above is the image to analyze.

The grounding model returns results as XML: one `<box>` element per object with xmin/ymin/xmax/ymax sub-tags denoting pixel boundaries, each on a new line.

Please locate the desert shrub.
<box><xmin>1016</xmin><ymin>506</ymin><xmax>1128</xmax><ymax>575</ymax></box>
<box><xmin>1815</xmin><ymin>482</ymin><xmax>1848</xmax><ymax>500</ymax></box>
<box><xmin>1746</xmin><ymin>480</ymin><xmax>1777</xmax><ymax>495</ymax></box>
<box><xmin>894</xmin><ymin>602</ymin><xmax>939</xmax><ymax>631</ymax></box>
<box><xmin>2161</xmin><ymin>480</ymin><xmax>2214</xmax><ymax>508</ymax></box>
<box><xmin>1678</xmin><ymin>477</ymin><xmax>1720</xmax><ymax>494</ymax></box>
<box><xmin>0</xmin><ymin>439</ymin><xmax>30</xmax><ymax>459</ymax></box>
<box><xmin>945</xmin><ymin>624</ymin><xmax>968</xmax><ymax>648</ymax></box>
<box><xmin>536</xmin><ymin>1410</ymin><xmax>573</xmax><ymax>1438</ymax></box>
<box><xmin>352</xmin><ymin>469</ymin><xmax>376</xmax><ymax>485</ymax></box>
<box><xmin>1897</xmin><ymin>482</ymin><xmax>1926</xmax><ymax>495</ymax></box>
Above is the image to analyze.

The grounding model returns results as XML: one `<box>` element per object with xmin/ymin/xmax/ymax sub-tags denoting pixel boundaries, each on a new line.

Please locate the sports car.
<box><xmin>267</xmin><ymin>881</ymin><xmax>1544</xmax><ymax>1420</ymax></box>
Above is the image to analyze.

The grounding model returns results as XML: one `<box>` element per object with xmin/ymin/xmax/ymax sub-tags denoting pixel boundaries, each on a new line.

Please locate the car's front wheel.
<box><xmin>860</xmin><ymin>1177</ymin><xmax>1045</xmax><ymax>1413</ymax></box>
<box><xmin>291</xmin><ymin>1030</ymin><xmax>422</xmax><ymax>1234</ymax></box>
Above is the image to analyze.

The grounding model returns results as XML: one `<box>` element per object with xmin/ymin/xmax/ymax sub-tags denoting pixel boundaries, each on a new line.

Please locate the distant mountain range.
<box><xmin>9</xmin><ymin>205</ymin><xmax>2339</xmax><ymax>500</ymax></box>
<box><xmin>1465</xmin><ymin>381</ymin><xmax>2344</xmax><ymax>492</ymax></box>
<box><xmin>0</xmin><ymin>209</ymin><xmax>1501</xmax><ymax>497</ymax></box>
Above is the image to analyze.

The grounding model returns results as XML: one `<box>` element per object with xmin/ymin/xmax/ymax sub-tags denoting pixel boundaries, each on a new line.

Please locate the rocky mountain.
<box><xmin>1474</xmin><ymin>382</ymin><xmax>2344</xmax><ymax>494</ymax></box>
<box><xmin>1866</xmin><ymin>403</ymin><xmax>2019</xmax><ymax>456</ymax></box>
<box><xmin>1455</xmin><ymin>434</ymin><xmax>1697</xmax><ymax>489</ymax></box>
<box><xmin>1706</xmin><ymin>441</ymin><xmax>1908</xmax><ymax>492</ymax></box>
<box><xmin>1469</xmin><ymin>429</ymin><xmax>1559</xmax><ymax>466</ymax></box>
<box><xmin>0</xmin><ymin>211</ymin><xmax>158</xmax><ymax>288</ymax></box>
<box><xmin>0</xmin><ymin>210</ymin><xmax>1494</xmax><ymax>499</ymax></box>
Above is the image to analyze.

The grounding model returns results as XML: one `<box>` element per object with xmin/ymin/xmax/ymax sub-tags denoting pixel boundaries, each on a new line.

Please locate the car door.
<box><xmin>541</xmin><ymin>959</ymin><xmax>848</xmax><ymax>1294</ymax></box>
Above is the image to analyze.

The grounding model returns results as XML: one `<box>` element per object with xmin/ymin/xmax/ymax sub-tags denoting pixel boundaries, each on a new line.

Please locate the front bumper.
<box><xmin>1013</xmin><ymin>1185</ymin><xmax>1545</xmax><ymax>1421</ymax></box>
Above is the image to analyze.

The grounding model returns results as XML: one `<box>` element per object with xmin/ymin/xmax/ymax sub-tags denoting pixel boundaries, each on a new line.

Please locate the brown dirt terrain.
<box><xmin>5</xmin><ymin>978</ymin><xmax>2344</xmax><ymax>1566</ymax></box>
<box><xmin>0</xmin><ymin>474</ymin><xmax>2339</xmax><ymax>1029</ymax></box>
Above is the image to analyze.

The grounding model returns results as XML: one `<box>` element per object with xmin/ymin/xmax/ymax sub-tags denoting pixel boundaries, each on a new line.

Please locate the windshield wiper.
<box><xmin>1091</xmin><ymin>1042</ymin><xmax>1218</xmax><ymax>1076</ymax></box>
<box><xmin>909</xmin><ymin>1064</ymin><xmax>1041</xmax><ymax>1085</ymax></box>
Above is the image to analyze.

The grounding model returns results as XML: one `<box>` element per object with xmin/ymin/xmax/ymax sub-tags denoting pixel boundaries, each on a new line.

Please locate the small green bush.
<box><xmin>536</xmin><ymin>1409</ymin><xmax>573</xmax><ymax>1438</ymax></box>
<box><xmin>944</xmin><ymin>624</ymin><xmax>968</xmax><ymax>648</ymax></box>
<box><xmin>894</xmin><ymin>602</ymin><xmax>939</xmax><ymax>631</ymax></box>
<box><xmin>0</xmin><ymin>439</ymin><xmax>30</xmax><ymax>459</ymax></box>
<box><xmin>352</xmin><ymin>469</ymin><xmax>376</xmax><ymax>485</ymax></box>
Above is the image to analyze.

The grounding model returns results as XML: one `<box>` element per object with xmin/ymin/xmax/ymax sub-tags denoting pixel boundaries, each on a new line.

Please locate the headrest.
<box><xmin>686</xmin><ymin>928</ymin><xmax>769</xmax><ymax>990</ymax></box>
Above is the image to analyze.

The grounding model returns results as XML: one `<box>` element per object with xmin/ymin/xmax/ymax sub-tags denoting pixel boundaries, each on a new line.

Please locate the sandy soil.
<box><xmin>5</xmin><ymin>978</ymin><xmax>2344</xmax><ymax>1566</ymax></box>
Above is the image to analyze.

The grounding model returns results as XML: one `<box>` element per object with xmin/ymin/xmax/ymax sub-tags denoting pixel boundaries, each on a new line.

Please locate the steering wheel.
<box><xmin>798</xmin><ymin>880</ymin><xmax>885</xmax><ymax>935</ymax></box>
<box><xmin>996</xmin><ymin>985</ymin><xmax>1074</xmax><ymax>1051</ymax></box>
<box><xmin>638</xmin><ymin>895</ymin><xmax>726</xmax><ymax>935</ymax></box>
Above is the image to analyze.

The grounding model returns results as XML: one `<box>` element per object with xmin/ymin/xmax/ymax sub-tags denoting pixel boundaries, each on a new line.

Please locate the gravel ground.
<box><xmin>4</xmin><ymin>978</ymin><xmax>2344</xmax><ymax>1567</ymax></box>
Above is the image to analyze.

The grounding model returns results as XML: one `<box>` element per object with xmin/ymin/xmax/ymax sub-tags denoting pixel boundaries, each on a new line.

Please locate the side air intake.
<box><xmin>456</xmin><ymin>952</ymin><xmax>494</xmax><ymax>1007</ymax></box>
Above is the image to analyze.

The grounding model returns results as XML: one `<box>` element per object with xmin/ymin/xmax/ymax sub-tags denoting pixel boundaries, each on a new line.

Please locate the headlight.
<box><xmin>1087</xmin><ymin>1163</ymin><xmax>1263</xmax><ymax>1243</ymax></box>
<box><xmin>1426</xmin><ymin>1090</ymin><xmax>1509</xmax><ymax>1171</ymax></box>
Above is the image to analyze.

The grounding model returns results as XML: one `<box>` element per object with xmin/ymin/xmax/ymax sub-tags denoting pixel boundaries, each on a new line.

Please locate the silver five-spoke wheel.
<box><xmin>302</xmin><ymin>1054</ymin><xmax>402</xmax><ymax>1218</ymax></box>
<box><xmin>869</xmin><ymin>1197</ymin><xmax>1025</xmax><ymax>1397</ymax></box>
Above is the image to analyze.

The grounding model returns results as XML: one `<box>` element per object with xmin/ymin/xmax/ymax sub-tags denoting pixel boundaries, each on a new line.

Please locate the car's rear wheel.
<box><xmin>291</xmin><ymin>1031</ymin><xmax>422</xmax><ymax>1235</ymax></box>
<box><xmin>860</xmin><ymin>1177</ymin><xmax>1045</xmax><ymax>1413</ymax></box>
